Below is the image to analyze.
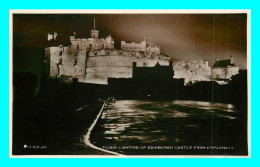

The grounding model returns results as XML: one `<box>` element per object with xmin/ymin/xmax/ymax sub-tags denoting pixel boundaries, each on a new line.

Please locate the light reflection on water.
<box><xmin>92</xmin><ymin>100</ymin><xmax>238</xmax><ymax>152</ymax></box>
<box><xmin>171</xmin><ymin>100</ymin><xmax>235</xmax><ymax>112</ymax></box>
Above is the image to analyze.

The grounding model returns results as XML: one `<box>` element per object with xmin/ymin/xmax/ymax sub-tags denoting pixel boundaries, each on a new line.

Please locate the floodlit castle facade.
<box><xmin>45</xmin><ymin>19</ymin><xmax>170</xmax><ymax>84</ymax></box>
<box><xmin>172</xmin><ymin>60</ymin><xmax>212</xmax><ymax>84</ymax></box>
<box><xmin>44</xmin><ymin>19</ymin><xmax>240</xmax><ymax>85</ymax></box>
<box><xmin>172</xmin><ymin>56</ymin><xmax>239</xmax><ymax>84</ymax></box>
<box><xmin>211</xmin><ymin>56</ymin><xmax>239</xmax><ymax>80</ymax></box>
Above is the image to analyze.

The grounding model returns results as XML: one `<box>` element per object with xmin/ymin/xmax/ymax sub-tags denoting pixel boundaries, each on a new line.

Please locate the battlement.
<box><xmin>88</xmin><ymin>49</ymin><xmax>169</xmax><ymax>62</ymax></box>
<box><xmin>121</xmin><ymin>41</ymin><xmax>160</xmax><ymax>54</ymax></box>
<box><xmin>173</xmin><ymin>60</ymin><xmax>209</xmax><ymax>69</ymax></box>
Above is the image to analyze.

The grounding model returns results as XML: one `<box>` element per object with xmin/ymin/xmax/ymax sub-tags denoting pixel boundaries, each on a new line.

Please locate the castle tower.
<box><xmin>90</xmin><ymin>18</ymin><xmax>99</xmax><ymax>39</ymax></box>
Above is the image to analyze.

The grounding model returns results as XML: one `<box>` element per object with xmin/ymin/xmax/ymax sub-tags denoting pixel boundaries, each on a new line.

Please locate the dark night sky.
<box><xmin>13</xmin><ymin>13</ymin><xmax>247</xmax><ymax>76</ymax></box>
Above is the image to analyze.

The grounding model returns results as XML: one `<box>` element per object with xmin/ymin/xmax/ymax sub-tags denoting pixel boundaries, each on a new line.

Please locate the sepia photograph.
<box><xmin>10</xmin><ymin>10</ymin><xmax>250</xmax><ymax>157</ymax></box>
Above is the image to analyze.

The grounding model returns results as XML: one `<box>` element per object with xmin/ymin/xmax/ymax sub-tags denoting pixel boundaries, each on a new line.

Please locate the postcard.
<box><xmin>10</xmin><ymin>10</ymin><xmax>251</xmax><ymax>157</ymax></box>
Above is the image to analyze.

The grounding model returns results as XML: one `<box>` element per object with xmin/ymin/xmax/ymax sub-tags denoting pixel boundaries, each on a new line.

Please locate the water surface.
<box><xmin>90</xmin><ymin>100</ymin><xmax>247</xmax><ymax>155</ymax></box>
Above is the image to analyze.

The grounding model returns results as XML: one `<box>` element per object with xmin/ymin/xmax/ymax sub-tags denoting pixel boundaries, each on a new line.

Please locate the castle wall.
<box><xmin>47</xmin><ymin>46</ymin><xmax>86</xmax><ymax>78</ymax></box>
<box><xmin>226</xmin><ymin>66</ymin><xmax>239</xmax><ymax>78</ymax></box>
<box><xmin>211</xmin><ymin>68</ymin><xmax>226</xmax><ymax>79</ymax></box>
<box><xmin>84</xmin><ymin>52</ymin><xmax>169</xmax><ymax>84</ymax></box>
<box><xmin>47</xmin><ymin>43</ymin><xmax>238</xmax><ymax>85</ymax></box>
<box><xmin>47</xmin><ymin>46</ymin><xmax>170</xmax><ymax>84</ymax></box>
<box><xmin>47</xmin><ymin>44</ymin><xmax>239</xmax><ymax>85</ymax></box>
<box><xmin>212</xmin><ymin>66</ymin><xmax>239</xmax><ymax>79</ymax></box>
<box><xmin>172</xmin><ymin>60</ymin><xmax>211</xmax><ymax>84</ymax></box>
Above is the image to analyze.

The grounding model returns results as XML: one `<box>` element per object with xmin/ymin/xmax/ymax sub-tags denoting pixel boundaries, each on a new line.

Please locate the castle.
<box><xmin>45</xmin><ymin>19</ymin><xmax>170</xmax><ymax>84</ymax></box>
<box><xmin>44</xmin><ymin>19</ymin><xmax>239</xmax><ymax>85</ymax></box>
